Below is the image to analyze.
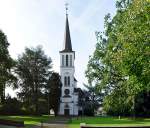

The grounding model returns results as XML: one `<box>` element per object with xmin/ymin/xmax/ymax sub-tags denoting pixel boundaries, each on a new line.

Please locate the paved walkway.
<box><xmin>47</xmin><ymin>117</ymin><xmax>70</xmax><ymax>124</ymax></box>
<box><xmin>33</xmin><ymin>117</ymin><xmax>70</xmax><ymax>128</ymax></box>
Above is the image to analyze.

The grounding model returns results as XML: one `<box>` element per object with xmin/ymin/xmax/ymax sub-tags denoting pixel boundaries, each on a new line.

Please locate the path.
<box><xmin>33</xmin><ymin>117</ymin><xmax>70</xmax><ymax>128</ymax></box>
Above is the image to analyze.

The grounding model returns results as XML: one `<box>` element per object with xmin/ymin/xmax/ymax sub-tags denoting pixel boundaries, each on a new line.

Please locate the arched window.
<box><xmin>68</xmin><ymin>76</ymin><xmax>70</xmax><ymax>86</ymax></box>
<box><xmin>64</xmin><ymin>89</ymin><xmax>70</xmax><ymax>95</ymax></box>
<box><xmin>64</xmin><ymin>76</ymin><xmax>70</xmax><ymax>86</ymax></box>
<box><xmin>70</xmin><ymin>55</ymin><xmax>72</xmax><ymax>66</ymax></box>
<box><xmin>64</xmin><ymin>77</ymin><xmax>67</xmax><ymax>86</ymax></box>
<box><xmin>62</xmin><ymin>55</ymin><xmax>64</xmax><ymax>66</ymax></box>
<box><xmin>66</xmin><ymin>55</ymin><xmax>68</xmax><ymax>66</ymax></box>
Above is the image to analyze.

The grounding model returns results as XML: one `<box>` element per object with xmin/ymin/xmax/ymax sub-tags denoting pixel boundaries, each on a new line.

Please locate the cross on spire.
<box><xmin>60</xmin><ymin>2</ymin><xmax>73</xmax><ymax>53</ymax></box>
<box><xmin>65</xmin><ymin>3</ymin><xmax>69</xmax><ymax>16</ymax></box>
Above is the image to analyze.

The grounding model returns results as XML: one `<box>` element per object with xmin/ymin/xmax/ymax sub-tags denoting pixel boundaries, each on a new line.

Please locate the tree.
<box><xmin>16</xmin><ymin>46</ymin><xmax>52</xmax><ymax>114</ymax></box>
<box><xmin>105</xmin><ymin>0</ymin><xmax>150</xmax><ymax>116</ymax></box>
<box><xmin>77</xmin><ymin>88</ymin><xmax>85</xmax><ymax>116</ymax></box>
<box><xmin>83</xmin><ymin>83</ymin><xmax>103</xmax><ymax>116</ymax></box>
<box><xmin>86</xmin><ymin>0</ymin><xmax>150</xmax><ymax>116</ymax></box>
<box><xmin>0</xmin><ymin>30</ymin><xmax>16</xmax><ymax>103</ymax></box>
<box><xmin>48</xmin><ymin>72</ymin><xmax>62</xmax><ymax>116</ymax></box>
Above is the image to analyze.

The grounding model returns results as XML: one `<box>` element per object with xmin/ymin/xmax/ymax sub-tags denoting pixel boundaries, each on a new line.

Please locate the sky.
<box><xmin>0</xmin><ymin>0</ymin><xmax>116</xmax><ymax>97</ymax></box>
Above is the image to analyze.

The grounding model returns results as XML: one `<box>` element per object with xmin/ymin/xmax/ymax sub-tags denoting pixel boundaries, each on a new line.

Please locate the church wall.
<box><xmin>59</xmin><ymin>103</ymin><xmax>64</xmax><ymax>115</ymax></box>
<box><xmin>59</xmin><ymin>101</ymin><xmax>78</xmax><ymax>116</ymax></box>
<box><xmin>73</xmin><ymin>103</ymin><xmax>79</xmax><ymax>115</ymax></box>
<box><xmin>58</xmin><ymin>14</ymin><xmax>79</xmax><ymax>116</ymax></box>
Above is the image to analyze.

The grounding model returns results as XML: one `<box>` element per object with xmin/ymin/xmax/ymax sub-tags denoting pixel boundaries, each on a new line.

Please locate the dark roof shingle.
<box><xmin>60</xmin><ymin>15</ymin><xmax>73</xmax><ymax>53</ymax></box>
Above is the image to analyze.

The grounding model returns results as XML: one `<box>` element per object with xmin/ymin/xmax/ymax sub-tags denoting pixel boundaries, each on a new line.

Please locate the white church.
<box><xmin>58</xmin><ymin>11</ymin><xmax>79</xmax><ymax>116</ymax></box>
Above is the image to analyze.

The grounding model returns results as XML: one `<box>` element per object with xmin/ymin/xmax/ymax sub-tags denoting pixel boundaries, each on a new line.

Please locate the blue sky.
<box><xmin>0</xmin><ymin>0</ymin><xmax>116</xmax><ymax>97</ymax></box>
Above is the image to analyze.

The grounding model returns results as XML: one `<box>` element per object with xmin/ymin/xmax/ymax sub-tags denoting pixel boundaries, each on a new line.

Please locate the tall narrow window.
<box><xmin>68</xmin><ymin>76</ymin><xmax>70</xmax><ymax>86</ymax></box>
<box><xmin>70</xmin><ymin>55</ymin><xmax>72</xmax><ymax>66</ymax></box>
<box><xmin>64</xmin><ymin>77</ymin><xmax>67</xmax><ymax>86</ymax></box>
<box><xmin>66</xmin><ymin>55</ymin><xmax>68</xmax><ymax>66</ymax></box>
<box><xmin>62</xmin><ymin>55</ymin><xmax>64</xmax><ymax>66</ymax></box>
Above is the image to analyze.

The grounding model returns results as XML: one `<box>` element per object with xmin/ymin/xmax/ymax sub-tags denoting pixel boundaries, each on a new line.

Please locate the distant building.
<box><xmin>58</xmin><ymin>11</ymin><xmax>79</xmax><ymax>116</ymax></box>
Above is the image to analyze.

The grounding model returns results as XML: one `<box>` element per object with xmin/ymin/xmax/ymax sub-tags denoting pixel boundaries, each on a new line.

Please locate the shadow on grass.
<box><xmin>0</xmin><ymin>115</ymin><xmax>51</xmax><ymax>128</ymax></box>
<box><xmin>0</xmin><ymin>115</ymin><xmax>72</xmax><ymax>128</ymax></box>
<box><xmin>0</xmin><ymin>116</ymin><xmax>150</xmax><ymax>127</ymax></box>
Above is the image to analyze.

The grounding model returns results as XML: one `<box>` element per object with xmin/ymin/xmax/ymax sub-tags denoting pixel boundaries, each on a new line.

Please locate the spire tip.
<box><xmin>65</xmin><ymin>3</ymin><xmax>69</xmax><ymax>16</ymax></box>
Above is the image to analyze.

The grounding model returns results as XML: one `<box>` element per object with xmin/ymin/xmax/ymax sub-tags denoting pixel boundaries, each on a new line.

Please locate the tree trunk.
<box><xmin>1</xmin><ymin>84</ymin><xmax>5</xmax><ymax>103</ymax></box>
<box><xmin>132</xmin><ymin>95</ymin><xmax>135</xmax><ymax>119</ymax></box>
<box><xmin>48</xmin><ymin>93</ymin><xmax>50</xmax><ymax>115</ymax></box>
<box><xmin>35</xmin><ymin>86</ymin><xmax>38</xmax><ymax>115</ymax></box>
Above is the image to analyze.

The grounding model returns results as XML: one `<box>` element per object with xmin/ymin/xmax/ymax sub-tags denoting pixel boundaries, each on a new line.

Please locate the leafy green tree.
<box><xmin>0</xmin><ymin>30</ymin><xmax>16</xmax><ymax>103</ymax></box>
<box><xmin>106</xmin><ymin>0</ymin><xmax>150</xmax><ymax>116</ymax></box>
<box><xmin>16</xmin><ymin>46</ymin><xmax>52</xmax><ymax>114</ymax></box>
<box><xmin>83</xmin><ymin>83</ymin><xmax>103</xmax><ymax>115</ymax></box>
<box><xmin>48</xmin><ymin>72</ymin><xmax>62</xmax><ymax>116</ymax></box>
<box><xmin>86</xmin><ymin>0</ymin><xmax>150</xmax><ymax>116</ymax></box>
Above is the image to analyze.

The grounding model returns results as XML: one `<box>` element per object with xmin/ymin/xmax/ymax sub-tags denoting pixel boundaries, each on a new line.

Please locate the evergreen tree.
<box><xmin>48</xmin><ymin>72</ymin><xmax>62</xmax><ymax>116</ymax></box>
<box><xmin>0</xmin><ymin>30</ymin><xmax>16</xmax><ymax>103</ymax></box>
<box><xmin>16</xmin><ymin>46</ymin><xmax>52</xmax><ymax>114</ymax></box>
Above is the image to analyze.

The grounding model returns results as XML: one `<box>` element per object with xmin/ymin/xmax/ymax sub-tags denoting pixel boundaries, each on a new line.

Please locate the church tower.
<box><xmin>58</xmin><ymin>6</ymin><xmax>78</xmax><ymax>116</ymax></box>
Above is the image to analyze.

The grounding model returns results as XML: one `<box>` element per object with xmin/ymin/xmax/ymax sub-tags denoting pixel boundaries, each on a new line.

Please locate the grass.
<box><xmin>0</xmin><ymin>115</ymin><xmax>150</xmax><ymax>128</ymax></box>
<box><xmin>68</xmin><ymin>117</ymin><xmax>150</xmax><ymax>128</ymax></box>
<box><xmin>0</xmin><ymin>115</ymin><xmax>50</xmax><ymax>128</ymax></box>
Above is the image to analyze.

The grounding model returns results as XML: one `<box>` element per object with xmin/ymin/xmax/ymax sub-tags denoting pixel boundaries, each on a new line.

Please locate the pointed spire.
<box><xmin>60</xmin><ymin>3</ymin><xmax>73</xmax><ymax>52</ymax></box>
<box><xmin>65</xmin><ymin>3</ymin><xmax>68</xmax><ymax>16</ymax></box>
<box><xmin>63</xmin><ymin>15</ymin><xmax>72</xmax><ymax>51</ymax></box>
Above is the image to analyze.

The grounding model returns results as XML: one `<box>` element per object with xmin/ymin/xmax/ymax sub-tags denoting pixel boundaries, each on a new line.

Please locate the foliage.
<box><xmin>0</xmin><ymin>95</ymin><xmax>22</xmax><ymax>115</ymax></box>
<box><xmin>77</xmin><ymin>83</ymin><xmax>103</xmax><ymax>116</ymax></box>
<box><xmin>0</xmin><ymin>30</ymin><xmax>16</xmax><ymax>103</ymax></box>
<box><xmin>85</xmin><ymin>0</ymin><xmax>150</xmax><ymax>116</ymax></box>
<box><xmin>82</xmin><ymin>84</ymin><xmax>103</xmax><ymax>116</ymax></box>
<box><xmin>48</xmin><ymin>72</ymin><xmax>62</xmax><ymax>116</ymax></box>
<box><xmin>15</xmin><ymin>46</ymin><xmax>52</xmax><ymax>114</ymax></box>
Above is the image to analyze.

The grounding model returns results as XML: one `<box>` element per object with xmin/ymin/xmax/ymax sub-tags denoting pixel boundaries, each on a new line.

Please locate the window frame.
<box><xmin>62</xmin><ymin>55</ymin><xmax>64</xmax><ymax>66</ymax></box>
<box><xmin>70</xmin><ymin>55</ymin><xmax>72</xmax><ymax>66</ymax></box>
<box><xmin>66</xmin><ymin>55</ymin><xmax>68</xmax><ymax>66</ymax></box>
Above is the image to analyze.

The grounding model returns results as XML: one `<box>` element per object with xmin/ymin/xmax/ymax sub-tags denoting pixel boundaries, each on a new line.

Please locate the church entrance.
<box><xmin>64</xmin><ymin>109</ymin><xmax>70</xmax><ymax>116</ymax></box>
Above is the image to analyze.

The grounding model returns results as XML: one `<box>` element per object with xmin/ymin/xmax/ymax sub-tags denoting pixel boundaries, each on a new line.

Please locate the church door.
<box><xmin>64</xmin><ymin>109</ymin><xmax>70</xmax><ymax>116</ymax></box>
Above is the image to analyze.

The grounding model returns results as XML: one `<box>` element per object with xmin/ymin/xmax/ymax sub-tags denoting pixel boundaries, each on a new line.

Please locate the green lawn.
<box><xmin>0</xmin><ymin>116</ymin><xmax>150</xmax><ymax>128</ymax></box>
<box><xmin>0</xmin><ymin>115</ymin><xmax>50</xmax><ymax>128</ymax></box>
<box><xmin>69</xmin><ymin>117</ymin><xmax>150</xmax><ymax>128</ymax></box>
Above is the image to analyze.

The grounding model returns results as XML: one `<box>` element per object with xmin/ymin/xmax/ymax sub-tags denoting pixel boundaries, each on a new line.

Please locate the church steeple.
<box><xmin>59</xmin><ymin>3</ymin><xmax>79</xmax><ymax>116</ymax></box>
<box><xmin>60</xmin><ymin>4</ymin><xmax>73</xmax><ymax>52</ymax></box>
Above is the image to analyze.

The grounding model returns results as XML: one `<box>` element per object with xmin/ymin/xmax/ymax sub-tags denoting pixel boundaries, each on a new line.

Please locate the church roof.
<box><xmin>60</xmin><ymin>15</ymin><xmax>74</xmax><ymax>53</ymax></box>
<box><xmin>74</xmin><ymin>77</ymin><xmax>77</xmax><ymax>82</ymax></box>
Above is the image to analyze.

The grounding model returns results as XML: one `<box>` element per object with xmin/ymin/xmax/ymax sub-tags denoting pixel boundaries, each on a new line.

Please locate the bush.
<box><xmin>84</xmin><ymin>108</ymin><xmax>94</xmax><ymax>116</ymax></box>
<box><xmin>0</xmin><ymin>96</ymin><xmax>22</xmax><ymax>115</ymax></box>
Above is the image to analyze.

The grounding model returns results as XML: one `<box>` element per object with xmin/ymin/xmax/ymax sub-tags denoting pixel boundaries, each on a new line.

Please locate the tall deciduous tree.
<box><xmin>48</xmin><ymin>72</ymin><xmax>62</xmax><ymax>116</ymax></box>
<box><xmin>16</xmin><ymin>46</ymin><xmax>52</xmax><ymax>114</ymax></box>
<box><xmin>86</xmin><ymin>0</ymin><xmax>150</xmax><ymax>116</ymax></box>
<box><xmin>0</xmin><ymin>30</ymin><xmax>16</xmax><ymax>103</ymax></box>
